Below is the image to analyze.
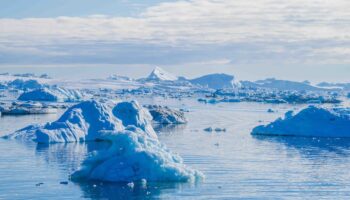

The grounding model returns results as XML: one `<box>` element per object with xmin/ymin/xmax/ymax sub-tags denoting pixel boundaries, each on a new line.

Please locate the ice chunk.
<box><xmin>204</xmin><ymin>127</ymin><xmax>213</xmax><ymax>132</ymax></box>
<box><xmin>113</xmin><ymin>101</ymin><xmax>157</xmax><ymax>138</ymax></box>
<box><xmin>5</xmin><ymin>100</ymin><xmax>157</xmax><ymax>143</ymax></box>
<box><xmin>204</xmin><ymin>127</ymin><xmax>226</xmax><ymax>132</ymax></box>
<box><xmin>6</xmin><ymin>100</ymin><xmax>121</xmax><ymax>143</ymax></box>
<box><xmin>71</xmin><ymin>127</ymin><xmax>203</xmax><ymax>182</ymax></box>
<box><xmin>145</xmin><ymin>105</ymin><xmax>187</xmax><ymax>124</ymax></box>
<box><xmin>214</xmin><ymin>128</ymin><xmax>226</xmax><ymax>132</ymax></box>
<box><xmin>252</xmin><ymin>106</ymin><xmax>350</xmax><ymax>137</ymax></box>
<box><xmin>267</xmin><ymin>108</ymin><xmax>275</xmax><ymax>113</ymax></box>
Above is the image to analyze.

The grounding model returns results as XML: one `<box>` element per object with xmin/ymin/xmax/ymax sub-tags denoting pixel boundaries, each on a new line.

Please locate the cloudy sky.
<box><xmin>0</xmin><ymin>0</ymin><xmax>349</xmax><ymax>82</ymax></box>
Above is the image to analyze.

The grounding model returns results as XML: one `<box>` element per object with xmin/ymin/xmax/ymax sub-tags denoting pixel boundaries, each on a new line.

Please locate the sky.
<box><xmin>0</xmin><ymin>0</ymin><xmax>349</xmax><ymax>82</ymax></box>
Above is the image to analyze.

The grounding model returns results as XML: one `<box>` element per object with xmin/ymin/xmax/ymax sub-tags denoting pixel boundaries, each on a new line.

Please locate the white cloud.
<box><xmin>0</xmin><ymin>0</ymin><xmax>350</xmax><ymax>64</ymax></box>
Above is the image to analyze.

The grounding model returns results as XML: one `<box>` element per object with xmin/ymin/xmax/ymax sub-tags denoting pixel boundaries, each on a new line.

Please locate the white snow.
<box><xmin>70</xmin><ymin>127</ymin><xmax>203</xmax><ymax>182</ymax></box>
<box><xmin>252</xmin><ymin>106</ymin><xmax>350</xmax><ymax>137</ymax></box>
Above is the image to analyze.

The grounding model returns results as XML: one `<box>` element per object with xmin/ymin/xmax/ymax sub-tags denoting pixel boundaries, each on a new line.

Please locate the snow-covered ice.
<box><xmin>5</xmin><ymin>100</ymin><xmax>158</xmax><ymax>143</ymax></box>
<box><xmin>252</xmin><ymin>106</ymin><xmax>350</xmax><ymax>137</ymax></box>
<box><xmin>190</xmin><ymin>73</ymin><xmax>240</xmax><ymax>89</ymax></box>
<box><xmin>145</xmin><ymin>105</ymin><xmax>187</xmax><ymax>124</ymax></box>
<box><xmin>5</xmin><ymin>100</ymin><xmax>120</xmax><ymax>142</ymax></box>
<box><xmin>18</xmin><ymin>87</ymin><xmax>82</xmax><ymax>102</ymax></box>
<box><xmin>70</xmin><ymin>127</ymin><xmax>203</xmax><ymax>182</ymax></box>
<box><xmin>8</xmin><ymin>79</ymin><xmax>44</xmax><ymax>90</ymax></box>
<box><xmin>143</xmin><ymin>67</ymin><xmax>178</xmax><ymax>82</ymax></box>
<box><xmin>113</xmin><ymin>101</ymin><xmax>157</xmax><ymax>138</ymax></box>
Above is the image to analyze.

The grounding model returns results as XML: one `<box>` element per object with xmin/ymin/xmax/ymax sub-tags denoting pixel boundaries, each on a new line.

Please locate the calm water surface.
<box><xmin>1</xmin><ymin>99</ymin><xmax>350</xmax><ymax>199</ymax></box>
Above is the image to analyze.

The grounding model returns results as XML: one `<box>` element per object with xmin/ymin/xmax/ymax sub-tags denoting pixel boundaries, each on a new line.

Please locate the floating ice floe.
<box><xmin>252</xmin><ymin>106</ymin><xmax>350</xmax><ymax>137</ymax></box>
<box><xmin>5</xmin><ymin>100</ymin><xmax>156</xmax><ymax>143</ymax></box>
<box><xmin>18</xmin><ymin>87</ymin><xmax>82</xmax><ymax>102</ymax></box>
<box><xmin>144</xmin><ymin>105</ymin><xmax>187</xmax><ymax>124</ymax></box>
<box><xmin>70</xmin><ymin>127</ymin><xmax>203</xmax><ymax>182</ymax></box>
<box><xmin>204</xmin><ymin>127</ymin><xmax>226</xmax><ymax>132</ymax></box>
<box><xmin>267</xmin><ymin>108</ymin><xmax>275</xmax><ymax>113</ymax></box>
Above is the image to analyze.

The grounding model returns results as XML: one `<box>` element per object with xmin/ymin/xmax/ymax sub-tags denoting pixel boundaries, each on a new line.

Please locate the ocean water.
<box><xmin>1</xmin><ymin>99</ymin><xmax>350</xmax><ymax>199</ymax></box>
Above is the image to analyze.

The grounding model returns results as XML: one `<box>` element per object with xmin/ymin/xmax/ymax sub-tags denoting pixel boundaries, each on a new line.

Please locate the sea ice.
<box><xmin>252</xmin><ymin>106</ymin><xmax>350</xmax><ymax>137</ymax></box>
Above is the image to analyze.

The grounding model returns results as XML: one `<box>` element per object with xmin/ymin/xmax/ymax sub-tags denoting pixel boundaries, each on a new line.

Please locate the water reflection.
<box><xmin>35</xmin><ymin>142</ymin><xmax>110</xmax><ymax>173</ymax></box>
<box><xmin>34</xmin><ymin>141</ymin><xmax>195</xmax><ymax>199</ymax></box>
<box><xmin>77</xmin><ymin>181</ymin><xmax>190</xmax><ymax>200</ymax></box>
<box><xmin>153</xmin><ymin>124</ymin><xmax>186</xmax><ymax>135</ymax></box>
<box><xmin>253</xmin><ymin>135</ymin><xmax>350</xmax><ymax>156</ymax></box>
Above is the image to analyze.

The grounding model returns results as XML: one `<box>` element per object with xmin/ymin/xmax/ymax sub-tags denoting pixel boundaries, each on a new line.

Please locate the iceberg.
<box><xmin>113</xmin><ymin>101</ymin><xmax>157</xmax><ymax>138</ymax></box>
<box><xmin>190</xmin><ymin>73</ymin><xmax>240</xmax><ymax>89</ymax></box>
<box><xmin>145</xmin><ymin>105</ymin><xmax>187</xmax><ymax>124</ymax></box>
<box><xmin>5</xmin><ymin>100</ymin><xmax>121</xmax><ymax>143</ymax></box>
<box><xmin>246</xmin><ymin>78</ymin><xmax>325</xmax><ymax>91</ymax></box>
<box><xmin>18</xmin><ymin>87</ymin><xmax>82</xmax><ymax>102</ymax></box>
<box><xmin>252</xmin><ymin>106</ymin><xmax>350</xmax><ymax>137</ymax></box>
<box><xmin>144</xmin><ymin>67</ymin><xmax>178</xmax><ymax>82</ymax></box>
<box><xmin>5</xmin><ymin>100</ymin><xmax>157</xmax><ymax>143</ymax></box>
<box><xmin>71</xmin><ymin>127</ymin><xmax>203</xmax><ymax>182</ymax></box>
<box><xmin>8</xmin><ymin>79</ymin><xmax>44</xmax><ymax>90</ymax></box>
